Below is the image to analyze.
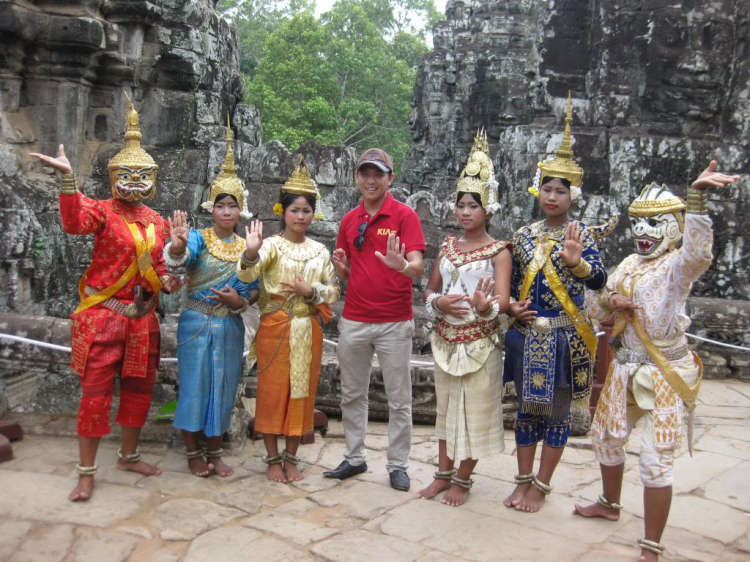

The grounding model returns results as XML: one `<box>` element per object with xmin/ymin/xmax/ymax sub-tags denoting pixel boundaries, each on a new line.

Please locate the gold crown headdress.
<box><xmin>273</xmin><ymin>155</ymin><xmax>323</xmax><ymax>220</ymax></box>
<box><xmin>108</xmin><ymin>92</ymin><xmax>158</xmax><ymax>196</ymax></box>
<box><xmin>455</xmin><ymin>128</ymin><xmax>501</xmax><ymax>214</ymax></box>
<box><xmin>529</xmin><ymin>91</ymin><xmax>584</xmax><ymax>200</ymax></box>
<box><xmin>201</xmin><ymin>114</ymin><xmax>252</xmax><ymax>219</ymax></box>
<box><xmin>629</xmin><ymin>182</ymin><xmax>686</xmax><ymax>231</ymax></box>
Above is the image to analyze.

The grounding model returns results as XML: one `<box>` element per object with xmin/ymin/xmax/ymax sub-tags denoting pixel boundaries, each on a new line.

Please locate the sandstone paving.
<box><xmin>308</xmin><ymin>480</ymin><xmax>414</xmax><ymax>519</ymax></box>
<box><xmin>242</xmin><ymin>510</ymin><xmax>339</xmax><ymax>545</ymax></box>
<box><xmin>183</xmin><ymin>527</ymin><xmax>313</xmax><ymax>562</ymax></box>
<box><xmin>707</xmin><ymin>423</ymin><xmax>750</xmax><ymax>442</ymax></box>
<box><xmin>694</xmin><ymin>433</ymin><xmax>750</xmax><ymax>461</ymax></box>
<box><xmin>0</xmin><ymin>520</ymin><xmax>33</xmax><ymax>560</ymax></box>
<box><xmin>379</xmin><ymin>498</ymin><xmax>590</xmax><ymax>562</ymax></box>
<box><xmin>70</xmin><ymin>528</ymin><xmax>138</xmax><ymax>562</ymax></box>
<box><xmin>311</xmin><ymin>529</ymin><xmax>429</xmax><ymax>562</ymax></box>
<box><xmin>0</xmin><ymin>471</ymin><xmax>150</xmax><ymax>528</ymax></box>
<box><xmin>698</xmin><ymin>383</ymin><xmax>750</xmax><ymax>407</ymax></box>
<box><xmin>9</xmin><ymin>524</ymin><xmax>74</xmax><ymax>562</ymax></box>
<box><xmin>152</xmin><ymin>498</ymin><xmax>244</xmax><ymax>540</ymax></box>
<box><xmin>3</xmin><ymin>381</ymin><xmax>750</xmax><ymax>562</ymax></box>
<box><xmin>621</xmin><ymin>449</ymin><xmax>743</xmax><ymax>495</ymax></box>
<box><xmin>690</xmin><ymin>461</ymin><xmax>750</xmax><ymax>510</ymax></box>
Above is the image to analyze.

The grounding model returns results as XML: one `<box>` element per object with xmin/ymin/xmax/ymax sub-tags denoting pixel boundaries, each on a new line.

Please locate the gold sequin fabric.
<box><xmin>236</xmin><ymin>235</ymin><xmax>340</xmax><ymax>398</ymax></box>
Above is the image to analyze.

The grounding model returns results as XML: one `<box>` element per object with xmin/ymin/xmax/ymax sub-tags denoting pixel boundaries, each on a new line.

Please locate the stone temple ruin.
<box><xmin>0</xmin><ymin>0</ymin><xmax>748</xmax><ymax>443</ymax></box>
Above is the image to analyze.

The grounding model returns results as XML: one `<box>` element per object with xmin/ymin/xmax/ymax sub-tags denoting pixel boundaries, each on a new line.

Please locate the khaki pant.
<box><xmin>337</xmin><ymin>317</ymin><xmax>414</xmax><ymax>472</ymax></box>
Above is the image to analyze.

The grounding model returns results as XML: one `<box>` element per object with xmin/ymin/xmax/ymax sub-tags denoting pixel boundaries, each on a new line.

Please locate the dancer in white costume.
<box><xmin>573</xmin><ymin>161</ymin><xmax>739</xmax><ymax>562</ymax></box>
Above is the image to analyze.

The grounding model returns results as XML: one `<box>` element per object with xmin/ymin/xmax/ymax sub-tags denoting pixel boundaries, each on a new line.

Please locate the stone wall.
<box><xmin>0</xmin><ymin>0</ymin><xmax>361</xmax><ymax>319</ymax></box>
<box><xmin>404</xmin><ymin>0</ymin><xmax>750</xmax><ymax>316</ymax></box>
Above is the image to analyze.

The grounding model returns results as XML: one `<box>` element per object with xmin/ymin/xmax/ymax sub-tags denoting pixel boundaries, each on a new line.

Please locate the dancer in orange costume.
<box><xmin>30</xmin><ymin>94</ymin><xmax>184</xmax><ymax>501</ymax></box>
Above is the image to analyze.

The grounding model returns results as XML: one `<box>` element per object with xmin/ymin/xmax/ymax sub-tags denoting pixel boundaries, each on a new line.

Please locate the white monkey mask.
<box><xmin>628</xmin><ymin>182</ymin><xmax>686</xmax><ymax>260</ymax></box>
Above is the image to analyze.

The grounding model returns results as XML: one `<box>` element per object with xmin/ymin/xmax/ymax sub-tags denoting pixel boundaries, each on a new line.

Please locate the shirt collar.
<box><xmin>358</xmin><ymin>191</ymin><xmax>394</xmax><ymax>219</ymax></box>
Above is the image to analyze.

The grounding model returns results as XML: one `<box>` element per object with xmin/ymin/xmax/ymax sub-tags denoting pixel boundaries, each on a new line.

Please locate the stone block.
<box><xmin>184</xmin><ymin>527</ymin><xmax>313</xmax><ymax>562</ymax></box>
<box><xmin>311</xmin><ymin>530</ymin><xmax>428</xmax><ymax>562</ymax></box>
<box><xmin>153</xmin><ymin>498</ymin><xmax>244</xmax><ymax>541</ymax></box>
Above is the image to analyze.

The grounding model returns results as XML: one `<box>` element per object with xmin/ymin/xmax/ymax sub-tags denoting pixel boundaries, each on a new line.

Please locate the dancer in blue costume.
<box><xmin>503</xmin><ymin>94</ymin><xmax>608</xmax><ymax>513</ymax></box>
<box><xmin>166</xmin><ymin>121</ymin><xmax>259</xmax><ymax>478</ymax></box>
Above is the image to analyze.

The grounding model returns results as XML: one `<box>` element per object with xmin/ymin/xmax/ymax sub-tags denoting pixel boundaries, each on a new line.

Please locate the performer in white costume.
<box><xmin>573</xmin><ymin>161</ymin><xmax>740</xmax><ymax>562</ymax></box>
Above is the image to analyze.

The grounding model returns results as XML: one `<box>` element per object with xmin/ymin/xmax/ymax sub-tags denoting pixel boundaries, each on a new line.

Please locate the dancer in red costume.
<box><xmin>30</xmin><ymin>94</ymin><xmax>184</xmax><ymax>501</ymax></box>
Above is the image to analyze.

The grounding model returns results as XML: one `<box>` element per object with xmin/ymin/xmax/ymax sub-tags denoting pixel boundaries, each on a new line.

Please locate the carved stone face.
<box><xmin>111</xmin><ymin>165</ymin><xmax>157</xmax><ymax>201</ymax></box>
<box><xmin>629</xmin><ymin>212</ymin><xmax>683</xmax><ymax>259</ymax></box>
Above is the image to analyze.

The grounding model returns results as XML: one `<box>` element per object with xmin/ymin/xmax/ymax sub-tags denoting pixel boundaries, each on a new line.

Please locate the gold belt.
<box><xmin>262</xmin><ymin>297</ymin><xmax>315</xmax><ymax>318</ymax></box>
<box><xmin>84</xmin><ymin>286</ymin><xmax>155</xmax><ymax>319</ymax></box>
<box><xmin>514</xmin><ymin>314</ymin><xmax>574</xmax><ymax>335</ymax></box>
<box><xmin>186</xmin><ymin>299</ymin><xmax>232</xmax><ymax>318</ymax></box>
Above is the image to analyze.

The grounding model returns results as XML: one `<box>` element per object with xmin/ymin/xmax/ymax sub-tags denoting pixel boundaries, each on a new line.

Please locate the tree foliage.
<box><xmin>218</xmin><ymin>0</ymin><xmax>444</xmax><ymax>175</ymax></box>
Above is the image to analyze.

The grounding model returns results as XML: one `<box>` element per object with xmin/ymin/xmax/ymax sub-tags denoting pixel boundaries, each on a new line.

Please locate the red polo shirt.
<box><xmin>337</xmin><ymin>192</ymin><xmax>426</xmax><ymax>323</ymax></box>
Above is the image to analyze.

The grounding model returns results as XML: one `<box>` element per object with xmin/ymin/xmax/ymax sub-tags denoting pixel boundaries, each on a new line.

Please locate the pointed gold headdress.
<box><xmin>201</xmin><ymin>114</ymin><xmax>252</xmax><ymax>219</ymax></box>
<box><xmin>455</xmin><ymin>128</ymin><xmax>501</xmax><ymax>214</ymax></box>
<box><xmin>274</xmin><ymin>155</ymin><xmax>323</xmax><ymax>220</ymax></box>
<box><xmin>529</xmin><ymin>92</ymin><xmax>584</xmax><ymax>200</ymax></box>
<box><xmin>108</xmin><ymin>92</ymin><xmax>159</xmax><ymax>200</ymax></box>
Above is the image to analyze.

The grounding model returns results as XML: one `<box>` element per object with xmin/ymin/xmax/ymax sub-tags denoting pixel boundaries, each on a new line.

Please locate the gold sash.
<box><xmin>518</xmin><ymin>237</ymin><xmax>598</xmax><ymax>357</ymax></box>
<box><xmin>617</xmin><ymin>276</ymin><xmax>702</xmax><ymax>410</ymax></box>
<box><xmin>74</xmin><ymin>222</ymin><xmax>162</xmax><ymax>315</ymax></box>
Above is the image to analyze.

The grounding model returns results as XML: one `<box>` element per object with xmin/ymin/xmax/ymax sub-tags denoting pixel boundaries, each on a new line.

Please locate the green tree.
<box><xmin>217</xmin><ymin>0</ymin><xmax>316</xmax><ymax>75</ymax></box>
<box><xmin>228</xmin><ymin>0</ymin><xmax>445</xmax><ymax>175</ymax></box>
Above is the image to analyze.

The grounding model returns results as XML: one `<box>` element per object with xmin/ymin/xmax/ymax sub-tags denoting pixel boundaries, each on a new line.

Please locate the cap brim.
<box><xmin>357</xmin><ymin>161</ymin><xmax>391</xmax><ymax>173</ymax></box>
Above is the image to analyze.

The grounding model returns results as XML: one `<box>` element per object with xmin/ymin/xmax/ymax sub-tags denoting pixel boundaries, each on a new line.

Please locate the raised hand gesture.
<box><xmin>559</xmin><ymin>221</ymin><xmax>584</xmax><ymax>268</ymax></box>
<box><xmin>467</xmin><ymin>276</ymin><xmax>502</xmax><ymax>314</ymax></box>
<box><xmin>509</xmin><ymin>299</ymin><xmax>537</xmax><ymax>323</ymax></box>
<box><xmin>168</xmin><ymin>210</ymin><xmax>189</xmax><ymax>256</ymax></box>
<box><xmin>279</xmin><ymin>274</ymin><xmax>314</xmax><ymax>299</ymax></box>
<box><xmin>207</xmin><ymin>284</ymin><xmax>244</xmax><ymax>310</ymax></box>
<box><xmin>375</xmin><ymin>234</ymin><xmax>407</xmax><ymax>271</ymax></box>
<box><xmin>435</xmin><ymin>294</ymin><xmax>472</xmax><ymax>317</ymax></box>
<box><xmin>691</xmin><ymin>160</ymin><xmax>740</xmax><ymax>191</ymax></box>
<box><xmin>332</xmin><ymin>248</ymin><xmax>350</xmax><ymax>280</ymax></box>
<box><xmin>244</xmin><ymin>220</ymin><xmax>263</xmax><ymax>260</ymax></box>
<box><xmin>609</xmin><ymin>293</ymin><xmax>644</xmax><ymax>322</ymax></box>
<box><xmin>29</xmin><ymin>144</ymin><xmax>73</xmax><ymax>174</ymax></box>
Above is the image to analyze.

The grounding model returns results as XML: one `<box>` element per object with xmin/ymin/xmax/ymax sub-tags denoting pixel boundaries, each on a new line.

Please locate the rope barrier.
<box><xmin>1</xmin><ymin>329</ymin><xmax>748</xmax><ymax>369</ymax></box>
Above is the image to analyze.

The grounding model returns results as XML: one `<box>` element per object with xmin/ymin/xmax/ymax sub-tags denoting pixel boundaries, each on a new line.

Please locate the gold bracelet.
<box><xmin>599</xmin><ymin>291</ymin><xmax>614</xmax><ymax>313</ymax></box>
<box><xmin>569</xmin><ymin>259</ymin><xmax>592</xmax><ymax>278</ymax></box>
<box><xmin>686</xmin><ymin>187</ymin><xmax>708</xmax><ymax>215</ymax></box>
<box><xmin>60</xmin><ymin>173</ymin><xmax>78</xmax><ymax>195</ymax></box>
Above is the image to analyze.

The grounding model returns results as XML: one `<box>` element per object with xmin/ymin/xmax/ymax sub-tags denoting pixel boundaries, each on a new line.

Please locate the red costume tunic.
<box><xmin>60</xmin><ymin>191</ymin><xmax>170</xmax><ymax>436</ymax></box>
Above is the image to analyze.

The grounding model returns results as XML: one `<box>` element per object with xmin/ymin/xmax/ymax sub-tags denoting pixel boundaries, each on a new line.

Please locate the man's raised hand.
<box><xmin>29</xmin><ymin>144</ymin><xmax>73</xmax><ymax>175</ymax></box>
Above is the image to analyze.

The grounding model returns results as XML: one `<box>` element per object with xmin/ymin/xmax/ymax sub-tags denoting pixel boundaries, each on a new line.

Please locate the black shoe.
<box><xmin>323</xmin><ymin>460</ymin><xmax>368</xmax><ymax>480</ymax></box>
<box><xmin>389</xmin><ymin>469</ymin><xmax>410</xmax><ymax>491</ymax></box>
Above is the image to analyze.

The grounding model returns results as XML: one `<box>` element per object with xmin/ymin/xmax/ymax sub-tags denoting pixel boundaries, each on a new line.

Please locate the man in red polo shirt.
<box><xmin>323</xmin><ymin>148</ymin><xmax>425</xmax><ymax>491</ymax></box>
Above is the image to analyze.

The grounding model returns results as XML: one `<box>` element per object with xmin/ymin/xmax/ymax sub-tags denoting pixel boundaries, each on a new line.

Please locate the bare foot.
<box><xmin>504</xmin><ymin>482</ymin><xmax>530</xmax><ymax>508</ymax></box>
<box><xmin>116</xmin><ymin>458</ymin><xmax>163</xmax><ymax>476</ymax></box>
<box><xmin>515</xmin><ymin>485</ymin><xmax>545</xmax><ymax>513</ymax></box>
<box><xmin>638</xmin><ymin>550</ymin><xmax>658</xmax><ymax>562</ymax></box>
<box><xmin>441</xmin><ymin>484</ymin><xmax>470</xmax><ymax>506</ymax></box>
<box><xmin>284</xmin><ymin>463</ymin><xmax>304</xmax><ymax>482</ymax></box>
<box><xmin>267</xmin><ymin>463</ymin><xmax>287</xmax><ymax>483</ymax></box>
<box><xmin>417</xmin><ymin>478</ymin><xmax>451</xmax><ymax>500</ymax></box>
<box><xmin>187</xmin><ymin>456</ymin><xmax>214</xmax><ymax>478</ymax></box>
<box><xmin>69</xmin><ymin>475</ymin><xmax>95</xmax><ymax>502</ymax></box>
<box><xmin>572</xmin><ymin>501</ymin><xmax>620</xmax><ymax>521</ymax></box>
<box><xmin>211</xmin><ymin>457</ymin><xmax>234</xmax><ymax>477</ymax></box>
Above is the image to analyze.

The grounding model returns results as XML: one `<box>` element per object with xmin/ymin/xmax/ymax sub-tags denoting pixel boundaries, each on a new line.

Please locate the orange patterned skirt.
<box><xmin>254</xmin><ymin>310</ymin><xmax>323</xmax><ymax>436</ymax></box>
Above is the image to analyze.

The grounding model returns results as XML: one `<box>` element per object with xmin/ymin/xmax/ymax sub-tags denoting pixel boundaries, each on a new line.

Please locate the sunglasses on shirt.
<box><xmin>354</xmin><ymin>221</ymin><xmax>369</xmax><ymax>251</ymax></box>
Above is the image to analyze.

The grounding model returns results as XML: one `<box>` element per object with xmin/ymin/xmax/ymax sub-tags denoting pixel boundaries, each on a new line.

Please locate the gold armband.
<box><xmin>60</xmin><ymin>173</ymin><xmax>78</xmax><ymax>195</ymax></box>
<box><xmin>569</xmin><ymin>259</ymin><xmax>592</xmax><ymax>278</ymax></box>
<box><xmin>686</xmin><ymin>187</ymin><xmax>708</xmax><ymax>215</ymax></box>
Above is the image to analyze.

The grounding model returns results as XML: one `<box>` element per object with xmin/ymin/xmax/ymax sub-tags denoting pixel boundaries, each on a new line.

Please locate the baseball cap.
<box><xmin>356</xmin><ymin>148</ymin><xmax>393</xmax><ymax>173</ymax></box>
